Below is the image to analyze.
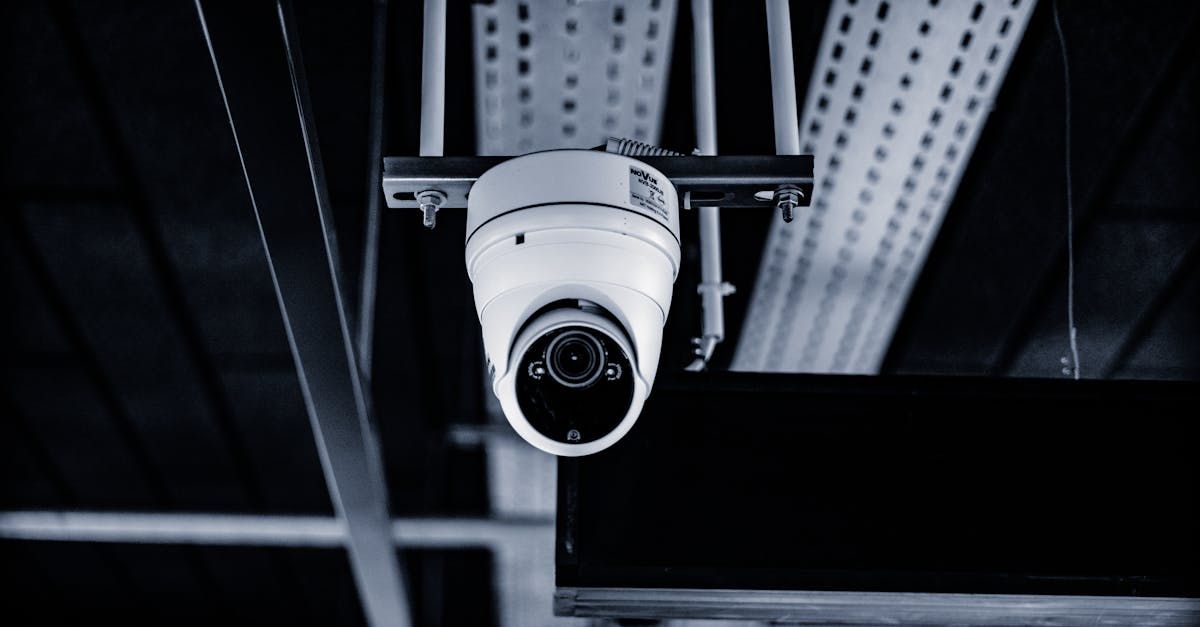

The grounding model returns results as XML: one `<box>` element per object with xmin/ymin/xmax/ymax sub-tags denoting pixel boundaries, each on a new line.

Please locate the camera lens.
<box><xmin>545</xmin><ymin>330</ymin><xmax>606</xmax><ymax>388</ymax></box>
<box><xmin>517</xmin><ymin>323</ymin><xmax>636</xmax><ymax>446</ymax></box>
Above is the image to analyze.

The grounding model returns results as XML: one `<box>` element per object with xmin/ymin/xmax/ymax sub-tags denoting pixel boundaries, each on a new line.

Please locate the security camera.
<box><xmin>465</xmin><ymin>150</ymin><xmax>681</xmax><ymax>456</ymax></box>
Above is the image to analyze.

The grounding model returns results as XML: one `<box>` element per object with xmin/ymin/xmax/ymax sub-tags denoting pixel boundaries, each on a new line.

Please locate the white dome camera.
<box><xmin>465</xmin><ymin>150</ymin><xmax>681</xmax><ymax>456</ymax></box>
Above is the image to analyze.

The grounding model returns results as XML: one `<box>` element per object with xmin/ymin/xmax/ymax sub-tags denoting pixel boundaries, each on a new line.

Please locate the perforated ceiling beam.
<box><xmin>734</xmin><ymin>0</ymin><xmax>1036</xmax><ymax>374</ymax></box>
<box><xmin>472</xmin><ymin>0</ymin><xmax>678</xmax><ymax>155</ymax></box>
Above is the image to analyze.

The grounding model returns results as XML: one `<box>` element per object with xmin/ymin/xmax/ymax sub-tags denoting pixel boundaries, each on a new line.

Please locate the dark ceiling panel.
<box><xmin>3</xmin><ymin>211</ymin><xmax>168</xmax><ymax>509</ymax></box>
<box><xmin>373</xmin><ymin>211</ymin><xmax>491</xmax><ymax>516</ymax></box>
<box><xmin>1118</xmin><ymin>256</ymin><xmax>1200</xmax><ymax>379</ymax></box>
<box><xmin>64</xmin><ymin>0</ymin><xmax>293</xmax><ymax>361</ymax></box>
<box><xmin>8</xmin><ymin>0</ymin><xmax>360</xmax><ymax>516</ymax></box>
<box><xmin>1106</xmin><ymin>42</ymin><xmax>1200</xmax><ymax>217</ymax></box>
<box><xmin>19</xmin><ymin>200</ymin><xmax>253</xmax><ymax>510</ymax></box>
<box><xmin>0</xmin><ymin>542</ymin><xmax>134</xmax><ymax>625</ymax></box>
<box><xmin>0</xmin><ymin>396</ymin><xmax>71</xmax><ymax>509</ymax></box>
<box><xmin>111</xmin><ymin>544</ymin><xmax>225</xmax><ymax>624</ymax></box>
<box><xmin>0</xmin><ymin>2</ymin><xmax>118</xmax><ymax>190</ymax></box>
<box><xmin>7</xmin><ymin>367</ymin><xmax>159</xmax><ymax>508</ymax></box>
<box><xmin>0</xmin><ymin>221</ymin><xmax>71</xmax><ymax>356</ymax></box>
<box><xmin>198</xmin><ymin>546</ymin><xmax>307</xmax><ymax>626</ymax></box>
<box><xmin>0</xmin><ymin>542</ymin><xmax>373</xmax><ymax>627</ymax></box>
<box><xmin>292</xmin><ymin>0</ymin><xmax>374</xmax><ymax>297</ymax></box>
<box><xmin>286</xmin><ymin>548</ymin><xmax>370</xmax><ymax>627</ymax></box>
<box><xmin>401</xmin><ymin>549</ymin><xmax>498</xmax><ymax>627</ymax></box>
<box><xmin>883</xmin><ymin>0</ymin><xmax>1200</xmax><ymax>375</ymax></box>
<box><xmin>218</xmin><ymin>371</ymin><xmax>333</xmax><ymax>515</ymax></box>
<box><xmin>1006</xmin><ymin>220</ymin><xmax>1200</xmax><ymax>378</ymax></box>
<box><xmin>0</xmin><ymin>542</ymin><xmax>60</xmax><ymax>623</ymax></box>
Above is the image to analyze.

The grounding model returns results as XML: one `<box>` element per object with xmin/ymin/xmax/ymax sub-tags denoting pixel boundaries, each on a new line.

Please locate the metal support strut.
<box><xmin>196</xmin><ymin>2</ymin><xmax>412</xmax><ymax>626</ymax></box>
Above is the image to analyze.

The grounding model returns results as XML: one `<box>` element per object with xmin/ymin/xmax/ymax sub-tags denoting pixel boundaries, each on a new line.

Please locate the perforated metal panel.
<box><xmin>472</xmin><ymin>0</ymin><xmax>677</xmax><ymax>156</ymax></box>
<box><xmin>734</xmin><ymin>0</ymin><xmax>1036</xmax><ymax>374</ymax></box>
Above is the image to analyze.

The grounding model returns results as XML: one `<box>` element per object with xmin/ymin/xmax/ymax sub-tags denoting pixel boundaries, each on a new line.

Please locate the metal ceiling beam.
<box><xmin>0</xmin><ymin>511</ymin><xmax>552</xmax><ymax>549</ymax></box>
<box><xmin>194</xmin><ymin>2</ymin><xmax>411</xmax><ymax>626</ymax></box>
<box><xmin>0</xmin><ymin>511</ymin><xmax>344</xmax><ymax>547</ymax></box>
<box><xmin>735</xmin><ymin>0</ymin><xmax>1037</xmax><ymax>373</ymax></box>
<box><xmin>0</xmin><ymin>509</ymin><xmax>560</xmax><ymax>625</ymax></box>
<box><xmin>471</xmin><ymin>0</ymin><xmax>678</xmax><ymax>155</ymax></box>
<box><xmin>556</xmin><ymin>587</ymin><xmax>1200</xmax><ymax>626</ymax></box>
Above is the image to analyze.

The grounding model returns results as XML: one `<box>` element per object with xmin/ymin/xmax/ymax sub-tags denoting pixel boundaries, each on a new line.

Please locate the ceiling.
<box><xmin>1</xmin><ymin>0</ymin><xmax>1197</xmax><ymax>624</ymax></box>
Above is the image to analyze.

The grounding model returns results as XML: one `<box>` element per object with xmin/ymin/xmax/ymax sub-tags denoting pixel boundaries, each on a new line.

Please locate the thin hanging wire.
<box><xmin>1053</xmin><ymin>0</ymin><xmax>1081</xmax><ymax>380</ymax></box>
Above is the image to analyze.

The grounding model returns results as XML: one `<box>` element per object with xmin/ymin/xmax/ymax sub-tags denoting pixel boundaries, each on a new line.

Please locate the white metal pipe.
<box><xmin>765</xmin><ymin>0</ymin><xmax>801</xmax><ymax>155</ymax></box>
<box><xmin>419</xmin><ymin>0</ymin><xmax>446</xmax><ymax>157</ymax></box>
<box><xmin>692</xmin><ymin>0</ymin><xmax>717</xmax><ymax>158</ymax></box>
<box><xmin>687</xmin><ymin>0</ymin><xmax>732</xmax><ymax>371</ymax></box>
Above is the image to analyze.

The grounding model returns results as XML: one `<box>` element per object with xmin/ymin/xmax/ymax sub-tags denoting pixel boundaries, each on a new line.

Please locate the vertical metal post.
<box><xmin>420</xmin><ymin>0</ymin><xmax>447</xmax><ymax>157</ymax></box>
<box><xmin>195</xmin><ymin>2</ymin><xmax>411</xmax><ymax>626</ymax></box>
<box><xmin>765</xmin><ymin>0</ymin><xmax>801</xmax><ymax>155</ymax></box>
<box><xmin>420</xmin><ymin>0</ymin><xmax>447</xmax><ymax>156</ymax></box>
<box><xmin>692</xmin><ymin>0</ymin><xmax>718</xmax><ymax>156</ymax></box>
<box><xmin>357</xmin><ymin>0</ymin><xmax>389</xmax><ymax>379</ymax></box>
<box><xmin>686</xmin><ymin>0</ymin><xmax>733</xmax><ymax>371</ymax></box>
<box><xmin>417</xmin><ymin>0</ymin><xmax>448</xmax><ymax>227</ymax></box>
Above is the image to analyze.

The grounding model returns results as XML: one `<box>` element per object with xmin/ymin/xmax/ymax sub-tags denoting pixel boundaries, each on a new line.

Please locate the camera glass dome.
<box><xmin>516</xmin><ymin>325</ymin><xmax>634</xmax><ymax>445</ymax></box>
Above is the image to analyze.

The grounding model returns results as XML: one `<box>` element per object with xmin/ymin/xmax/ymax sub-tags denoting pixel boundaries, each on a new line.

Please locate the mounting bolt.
<box><xmin>417</xmin><ymin>190</ymin><xmax>447</xmax><ymax>229</ymax></box>
<box><xmin>772</xmin><ymin>185</ymin><xmax>803</xmax><ymax>223</ymax></box>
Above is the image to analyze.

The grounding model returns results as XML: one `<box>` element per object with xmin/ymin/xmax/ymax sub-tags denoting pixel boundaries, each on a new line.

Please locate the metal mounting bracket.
<box><xmin>382</xmin><ymin>155</ymin><xmax>815</xmax><ymax>213</ymax></box>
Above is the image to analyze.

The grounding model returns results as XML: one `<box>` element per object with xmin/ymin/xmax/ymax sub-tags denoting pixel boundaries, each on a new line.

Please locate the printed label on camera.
<box><xmin>628</xmin><ymin>166</ymin><xmax>669</xmax><ymax>221</ymax></box>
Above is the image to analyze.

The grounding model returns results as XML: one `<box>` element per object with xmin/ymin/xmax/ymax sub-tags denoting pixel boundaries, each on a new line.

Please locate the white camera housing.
<box><xmin>465</xmin><ymin>150</ymin><xmax>681</xmax><ymax>456</ymax></box>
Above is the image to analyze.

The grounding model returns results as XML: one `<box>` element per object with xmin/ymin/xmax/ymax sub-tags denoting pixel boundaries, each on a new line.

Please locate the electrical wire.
<box><xmin>1053</xmin><ymin>0</ymin><xmax>1081</xmax><ymax>380</ymax></box>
